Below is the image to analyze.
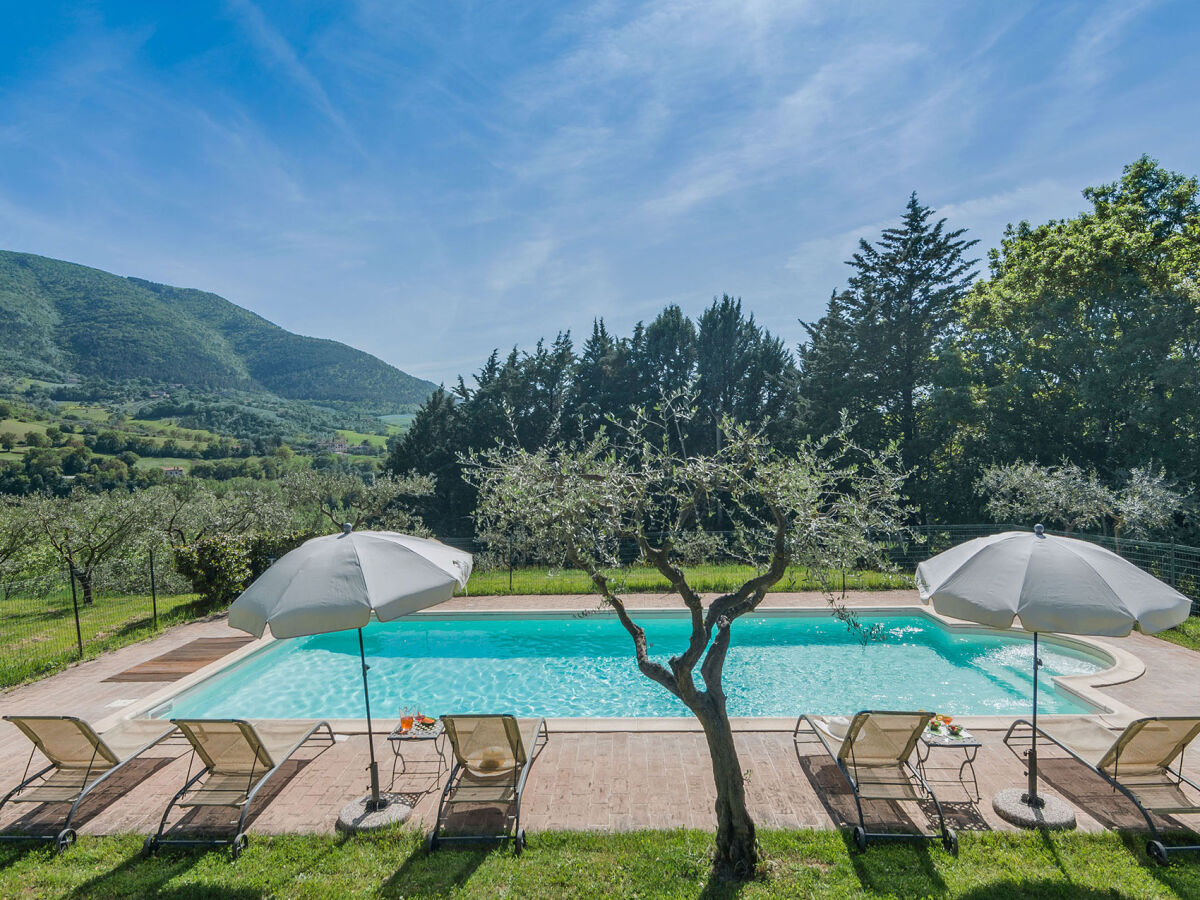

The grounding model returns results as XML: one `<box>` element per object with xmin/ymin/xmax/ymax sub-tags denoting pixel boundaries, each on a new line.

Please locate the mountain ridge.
<box><xmin>0</xmin><ymin>250</ymin><xmax>435</xmax><ymax>411</ymax></box>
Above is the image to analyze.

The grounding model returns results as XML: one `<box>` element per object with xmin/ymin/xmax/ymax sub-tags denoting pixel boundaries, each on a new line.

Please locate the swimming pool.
<box><xmin>155</xmin><ymin>611</ymin><xmax>1109</xmax><ymax>720</ymax></box>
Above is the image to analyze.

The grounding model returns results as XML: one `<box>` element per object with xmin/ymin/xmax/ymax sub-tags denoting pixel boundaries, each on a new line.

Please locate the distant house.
<box><xmin>162</xmin><ymin>466</ymin><xmax>185</xmax><ymax>478</ymax></box>
<box><xmin>318</xmin><ymin>436</ymin><xmax>350</xmax><ymax>453</ymax></box>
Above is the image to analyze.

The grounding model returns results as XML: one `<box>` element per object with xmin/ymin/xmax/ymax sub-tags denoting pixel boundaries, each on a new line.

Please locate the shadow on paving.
<box><xmin>155</xmin><ymin>757</ymin><xmax>315</xmax><ymax>842</ymax></box>
<box><xmin>1035</xmin><ymin>756</ymin><xmax>1197</xmax><ymax>835</ymax></box>
<box><xmin>0</xmin><ymin>756</ymin><xmax>175</xmax><ymax>837</ymax></box>
<box><xmin>794</xmin><ymin>753</ymin><xmax>977</xmax><ymax>840</ymax></box>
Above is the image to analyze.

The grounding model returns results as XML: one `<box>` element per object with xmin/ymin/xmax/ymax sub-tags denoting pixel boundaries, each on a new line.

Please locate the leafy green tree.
<box><xmin>694</xmin><ymin>295</ymin><xmax>800</xmax><ymax>455</ymax></box>
<box><xmin>954</xmin><ymin>157</ymin><xmax>1200</xmax><ymax>489</ymax></box>
<box><xmin>632</xmin><ymin>304</ymin><xmax>697</xmax><ymax>405</ymax></box>
<box><xmin>800</xmin><ymin>195</ymin><xmax>978</xmax><ymax>518</ymax></box>
<box><xmin>467</xmin><ymin>412</ymin><xmax>906</xmax><ymax>880</ymax></box>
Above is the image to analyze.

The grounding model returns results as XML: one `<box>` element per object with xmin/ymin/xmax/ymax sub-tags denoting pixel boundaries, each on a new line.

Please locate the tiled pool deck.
<box><xmin>3</xmin><ymin>590</ymin><xmax>1200</xmax><ymax>841</ymax></box>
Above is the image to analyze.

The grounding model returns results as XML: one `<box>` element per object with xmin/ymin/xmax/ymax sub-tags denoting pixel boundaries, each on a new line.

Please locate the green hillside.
<box><xmin>0</xmin><ymin>251</ymin><xmax>435</xmax><ymax>411</ymax></box>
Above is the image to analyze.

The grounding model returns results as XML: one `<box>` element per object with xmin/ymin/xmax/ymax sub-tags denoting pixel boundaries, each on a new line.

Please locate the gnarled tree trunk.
<box><xmin>693</xmin><ymin>696</ymin><xmax>757</xmax><ymax>879</ymax></box>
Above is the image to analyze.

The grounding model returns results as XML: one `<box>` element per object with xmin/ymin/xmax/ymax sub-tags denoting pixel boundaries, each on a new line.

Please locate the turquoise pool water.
<box><xmin>158</xmin><ymin>612</ymin><xmax>1108</xmax><ymax>719</ymax></box>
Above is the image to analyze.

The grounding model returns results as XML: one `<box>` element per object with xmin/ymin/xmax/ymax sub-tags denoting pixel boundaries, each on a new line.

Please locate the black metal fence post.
<box><xmin>67</xmin><ymin>566</ymin><xmax>83</xmax><ymax>657</ymax></box>
<box><xmin>149</xmin><ymin>547</ymin><xmax>159</xmax><ymax>631</ymax></box>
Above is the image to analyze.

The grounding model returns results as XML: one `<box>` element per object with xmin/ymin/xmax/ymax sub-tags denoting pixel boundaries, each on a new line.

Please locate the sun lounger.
<box><xmin>428</xmin><ymin>714</ymin><xmax>549</xmax><ymax>853</ymax></box>
<box><xmin>1</xmin><ymin>715</ymin><xmax>177</xmax><ymax>851</ymax></box>
<box><xmin>145</xmin><ymin>718</ymin><xmax>334</xmax><ymax>859</ymax></box>
<box><xmin>1005</xmin><ymin>715</ymin><xmax>1200</xmax><ymax>864</ymax></box>
<box><xmin>795</xmin><ymin>710</ymin><xmax>957</xmax><ymax>853</ymax></box>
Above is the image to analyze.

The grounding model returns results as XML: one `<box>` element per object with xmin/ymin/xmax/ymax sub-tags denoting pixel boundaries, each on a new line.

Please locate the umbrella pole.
<box><xmin>1023</xmin><ymin>631</ymin><xmax>1045</xmax><ymax>809</ymax></box>
<box><xmin>358</xmin><ymin>627</ymin><xmax>386</xmax><ymax>812</ymax></box>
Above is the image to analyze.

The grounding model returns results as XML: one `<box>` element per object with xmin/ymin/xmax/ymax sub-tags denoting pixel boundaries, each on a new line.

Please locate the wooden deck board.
<box><xmin>103</xmin><ymin>637</ymin><xmax>254</xmax><ymax>682</ymax></box>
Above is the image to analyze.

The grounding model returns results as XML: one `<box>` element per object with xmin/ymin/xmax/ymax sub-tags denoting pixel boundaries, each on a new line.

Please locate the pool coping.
<box><xmin>103</xmin><ymin>603</ymin><xmax>1149</xmax><ymax>735</ymax></box>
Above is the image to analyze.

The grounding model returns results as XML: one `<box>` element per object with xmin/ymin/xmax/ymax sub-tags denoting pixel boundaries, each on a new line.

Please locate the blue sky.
<box><xmin>2</xmin><ymin>1</ymin><xmax>1198</xmax><ymax>385</ymax></box>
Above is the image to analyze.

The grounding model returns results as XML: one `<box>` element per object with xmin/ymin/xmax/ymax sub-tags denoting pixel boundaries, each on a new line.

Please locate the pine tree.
<box><xmin>800</xmin><ymin>194</ymin><xmax>978</xmax><ymax>517</ymax></box>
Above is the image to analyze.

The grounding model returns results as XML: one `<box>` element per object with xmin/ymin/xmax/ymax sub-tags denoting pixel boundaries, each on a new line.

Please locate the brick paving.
<box><xmin>3</xmin><ymin>592</ymin><xmax>1200</xmax><ymax>842</ymax></box>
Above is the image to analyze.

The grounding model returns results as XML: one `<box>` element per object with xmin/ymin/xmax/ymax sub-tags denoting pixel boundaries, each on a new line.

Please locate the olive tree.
<box><xmin>466</xmin><ymin>413</ymin><xmax>906</xmax><ymax>880</ymax></box>
<box><xmin>149</xmin><ymin>479</ymin><xmax>295</xmax><ymax>547</ymax></box>
<box><xmin>281</xmin><ymin>470</ymin><xmax>434</xmax><ymax>534</ymax></box>
<box><xmin>21</xmin><ymin>489</ymin><xmax>148</xmax><ymax>605</ymax></box>
<box><xmin>978</xmin><ymin>460</ymin><xmax>1186</xmax><ymax>539</ymax></box>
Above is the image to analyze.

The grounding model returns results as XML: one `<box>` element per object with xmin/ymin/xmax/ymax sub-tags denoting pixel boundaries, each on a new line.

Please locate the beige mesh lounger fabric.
<box><xmin>795</xmin><ymin>710</ymin><xmax>957</xmax><ymax>853</ymax></box>
<box><xmin>145</xmin><ymin>718</ymin><xmax>334</xmax><ymax>859</ymax></box>
<box><xmin>1</xmin><ymin>715</ymin><xmax>177</xmax><ymax>851</ymax></box>
<box><xmin>429</xmin><ymin>715</ymin><xmax>549</xmax><ymax>853</ymax></box>
<box><xmin>1004</xmin><ymin>715</ymin><xmax>1200</xmax><ymax>863</ymax></box>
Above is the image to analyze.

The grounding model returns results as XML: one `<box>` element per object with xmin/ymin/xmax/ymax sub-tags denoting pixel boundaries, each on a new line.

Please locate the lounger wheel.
<box><xmin>514</xmin><ymin>829</ymin><xmax>526</xmax><ymax>854</ymax></box>
<box><xmin>54</xmin><ymin>828</ymin><xmax>76</xmax><ymax>853</ymax></box>
<box><xmin>142</xmin><ymin>836</ymin><xmax>159</xmax><ymax>858</ymax></box>
<box><xmin>231</xmin><ymin>833</ymin><xmax>249</xmax><ymax>860</ymax></box>
<box><xmin>426</xmin><ymin>832</ymin><xmax>438</xmax><ymax>853</ymax></box>
<box><xmin>942</xmin><ymin>828</ymin><xmax>958</xmax><ymax>856</ymax></box>
<box><xmin>851</xmin><ymin>826</ymin><xmax>867</xmax><ymax>852</ymax></box>
<box><xmin>1148</xmin><ymin>840</ymin><xmax>1169</xmax><ymax>866</ymax></box>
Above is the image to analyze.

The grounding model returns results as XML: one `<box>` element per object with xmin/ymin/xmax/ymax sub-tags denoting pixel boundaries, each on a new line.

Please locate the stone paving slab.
<box><xmin>3</xmin><ymin>592</ymin><xmax>1200</xmax><ymax>841</ymax></box>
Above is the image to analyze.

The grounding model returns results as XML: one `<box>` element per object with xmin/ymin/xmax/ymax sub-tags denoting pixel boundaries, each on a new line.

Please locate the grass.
<box><xmin>0</xmin><ymin>417</ymin><xmax>48</xmax><ymax>439</ymax></box>
<box><xmin>1153</xmin><ymin>617</ymin><xmax>1200</xmax><ymax>652</ymax></box>
<box><xmin>464</xmin><ymin>564</ymin><xmax>911</xmax><ymax>596</ymax></box>
<box><xmin>0</xmin><ymin>829</ymin><xmax>1196</xmax><ymax>898</ymax></box>
<box><xmin>0</xmin><ymin>589</ymin><xmax>207</xmax><ymax>687</ymax></box>
<box><xmin>131</xmin><ymin>457</ymin><xmax>194</xmax><ymax>471</ymax></box>
<box><xmin>338</xmin><ymin>429</ymin><xmax>390</xmax><ymax>448</ymax></box>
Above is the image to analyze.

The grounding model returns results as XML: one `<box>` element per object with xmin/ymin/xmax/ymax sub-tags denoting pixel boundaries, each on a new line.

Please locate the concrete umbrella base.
<box><xmin>336</xmin><ymin>794</ymin><xmax>413</xmax><ymax>833</ymax></box>
<box><xmin>992</xmin><ymin>788</ymin><xmax>1077</xmax><ymax>830</ymax></box>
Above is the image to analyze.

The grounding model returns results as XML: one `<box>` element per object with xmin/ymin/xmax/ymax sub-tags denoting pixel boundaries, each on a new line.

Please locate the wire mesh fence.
<box><xmin>0</xmin><ymin>550</ymin><xmax>205</xmax><ymax>687</ymax></box>
<box><xmin>441</xmin><ymin>523</ymin><xmax>1200</xmax><ymax>611</ymax></box>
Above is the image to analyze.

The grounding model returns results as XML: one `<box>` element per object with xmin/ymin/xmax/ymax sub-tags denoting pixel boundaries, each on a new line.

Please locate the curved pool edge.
<box><xmin>106</xmin><ymin>603</ymin><xmax>1152</xmax><ymax>735</ymax></box>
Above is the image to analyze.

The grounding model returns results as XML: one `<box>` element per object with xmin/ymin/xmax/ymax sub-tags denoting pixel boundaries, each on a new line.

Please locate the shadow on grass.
<box><xmin>845</xmin><ymin>834</ymin><xmax>948</xmax><ymax>897</ymax></box>
<box><xmin>1119</xmin><ymin>830</ymin><xmax>1200</xmax><ymax>898</ymax></box>
<box><xmin>0</xmin><ymin>841</ymin><xmax>49</xmax><ymax>872</ymax></box>
<box><xmin>62</xmin><ymin>849</ymin><xmax>226</xmax><ymax>900</ymax></box>
<box><xmin>952</xmin><ymin>882</ymin><xmax>1159</xmax><ymax>899</ymax></box>
<box><xmin>379</xmin><ymin>842</ymin><xmax>492</xmax><ymax>899</ymax></box>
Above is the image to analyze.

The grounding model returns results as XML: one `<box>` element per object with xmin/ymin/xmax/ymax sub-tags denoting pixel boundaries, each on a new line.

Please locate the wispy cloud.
<box><xmin>1</xmin><ymin>1</ymin><xmax>1196</xmax><ymax>384</ymax></box>
<box><xmin>223</xmin><ymin>0</ymin><xmax>361</xmax><ymax>150</ymax></box>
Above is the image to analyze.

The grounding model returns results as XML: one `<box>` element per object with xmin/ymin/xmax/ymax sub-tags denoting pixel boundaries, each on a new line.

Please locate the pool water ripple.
<box><xmin>160</xmin><ymin>613</ymin><xmax>1107</xmax><ymax>720</ymax></box>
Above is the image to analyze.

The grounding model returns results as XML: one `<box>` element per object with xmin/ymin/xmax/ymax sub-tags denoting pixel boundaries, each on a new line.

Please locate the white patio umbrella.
<box><xmin>916</xmin><ymin>524</ymin><xmax>1190</xmax><ymax>821</ymax></box>
<box><xmin>228</xmin><ymin>525</ymin><xmax>472</xmax><ymax>812</ymax></box>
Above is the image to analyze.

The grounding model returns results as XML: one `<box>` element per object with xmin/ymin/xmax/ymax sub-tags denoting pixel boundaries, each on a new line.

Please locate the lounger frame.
<box><xmin>428</xmin><ymin>715</ymin><xmax>549</xmax><ymax>853</ymax></box>
<box><xmin>795</xmin><ymin>710</ymin><xmax>957</xmax><ymax>853</ymax></box>
<box><xmin>0</xmin><ymin>715</ymin><xmax>176</xmax><ymax>852</ymax></box>
<box><xmin>1004</xmin><ymin>716</ymin><xmax>1200</xmax><ymax>864</ymax></box>
<box><xmin>145</xmin><ymin>718</ymin><xmax>334</xmax><ymax>859</ymax></box>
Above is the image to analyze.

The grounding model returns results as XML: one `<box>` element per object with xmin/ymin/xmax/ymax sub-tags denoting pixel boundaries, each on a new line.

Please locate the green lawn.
<box><xmin>0</xmin><ymin>589</ymin><xmax>207</xmax><ymax>687</ymax></box>
<box><xmin>464</xmin><ymin>564</ymin><xmax>911</xmax><ymax>596</ymax></box>
<box><xmin>338</xmin><ymin>429</ymin><xmax>390</xmax><ymax>448</ymax></box>
<box><xmin>132</xmin><ymin>456</ymin><xmax>194</xmax><ymax>471</ymax></box>
<box><xmin>0</xmin><ymin>829</ymin><xmax>1196</xmax><ymax>898</ymax></box>
<box><xmin>1154</xmin><ymin>618</ymin><xmax>1200</xmax><ymax>653</ymax></box>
